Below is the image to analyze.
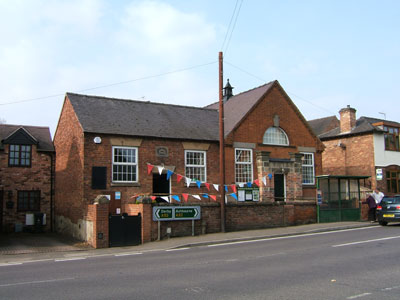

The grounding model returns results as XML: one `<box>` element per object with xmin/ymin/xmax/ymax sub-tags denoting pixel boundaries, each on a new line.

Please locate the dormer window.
<box><xmin>263</xmin><ymin>127</ymin><xmax>289</xmax><ymax>146</ymax></box>
<box><xmin>9</xmin><ymin>145</ymin><xmax>31</xmax><ymax>167</ymax></box>
<box><xmin>384</xmin><ymin>126</ymin><xmax>399</xmax><ymax>151</ymax></box>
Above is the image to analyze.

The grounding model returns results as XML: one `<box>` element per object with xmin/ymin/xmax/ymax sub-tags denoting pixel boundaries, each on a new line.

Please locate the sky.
<box><xmin>1</xmin><ymin>0</ymin><xmax>399</xmax><ymax>137</ymax></box>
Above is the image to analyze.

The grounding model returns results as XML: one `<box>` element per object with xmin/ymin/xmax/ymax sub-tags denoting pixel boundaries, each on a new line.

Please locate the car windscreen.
<box><xmin>381</xmin><ymin>197</ymin><xmax>400</xmax><ymax>204</ymax></box>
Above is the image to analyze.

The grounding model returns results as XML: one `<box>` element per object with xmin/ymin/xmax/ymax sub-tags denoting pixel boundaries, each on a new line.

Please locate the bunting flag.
<box><xmin>262</xmin><ymin>176</ymin><xmax>267</xmax><ymax>187</ymax></box>
<box><xmin>182</xmin><ymin>193</ymin><xmax>189</xmax><ymax>202</ymax></box>
<box><xmin>268</xmin><ymin>173</ymin><xmax>273</xmax><ymax>179</ymax></box>
<box><xmin>229</xmin><ymin>193</ymin><xmax>238</xmax><ymax>200</ymax></box>
<box><xmin>147</xmin><ymin>164</ymin><xmax>154</xmax><ymax>175</ymax></box>
<box><xmin>238</xmin><ymin>183</ymin><xmax>244</xmax><ymax>188</ymax></box>
<box><xmin>167</xmin><ymin>170</ymin><xmax>174</xmax><ymax>180</ymax></box>
<box><xmin>192</xmin><ymin>195</ymin><xmax>201</xmax><ymax>200</ymax></box>
<box><xmin>137</xmin><ymin>196</ymin><xmax>142</xmax><ymax>201</ymax></box>
<box><xmin>202</xmin><ymin>193</ymin><xmax>209</xmax><ymax>198</ymax></box>
<box><xmin>213</xmin><ymin>184</ymin><xmax>219</xmax><ymax>191</ymax></box>
<box><xmin>231</xmin><ymin>184</ymin><xmax>237</xmax><ymax>193</ymax></box>
<box><xmin>161</xmin><ymin>196</ymin><xmax>170</xmax><ymax>202</ymax></box>
<box><xmin>177</xmin><ymin>174</ymin><xmax>183</xmax><ymax>183</ymax></box>
<box><xmin>172</xmin><ymin>195</ymin><xmax>180</xmax><ymax>202</ymax></box>
<box><xmin>224</xmin><ymin>185</ymin><xmax>228</xmax><ymax>192</ymax></box>
<box><xmin>254</xmin><ymin>179</ymin><xmax>260</xmax><ymax>187</ymax></box>
<box><xmin>151</xmin><ymin>196</ymin><xmax>156</xmax><ymax>201</ymax></box>
<box><xmin>247</xmin><ymin>182</ymin><xmax>252</xmax><ymax>188</ymax></box>
<box><xmin>196</xmin><ymin>180</ymin><xmax>201</xmax><ymax>188</ymax></box>
<box><xmin>205</xmin><ymin>182</ymin><xmax>210</xmax><ymax>191</ymax></box>
<box><xmin>210</xmin><ymin>195</ymin><xmax>217</xmax><ymax>201</ymax></box>
<box><xmin>185</xmin><ymin>177</ymin><xmax>192</xmax><ymax>188</ymax></box>
<box><xmin>158</xmin><ymin>166</ymin><xmax>164</xmax><ymax>175</ymax></box>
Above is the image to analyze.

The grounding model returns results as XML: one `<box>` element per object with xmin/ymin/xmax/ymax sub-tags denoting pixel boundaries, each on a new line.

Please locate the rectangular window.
<box><xmin>302</xmin><ymin>152</ymin><xmax>315</xmax><ymax>185</ymax></box>
<box><xmin>387</xmin><ymin>171</ymin><xmax>400</xmax><ymax>193</ymax></box>
<box><xmin>185</xmin><ymin>150</ymin><xmax>206</xmax><ymax>182</ymax></box>
<box><xmin>384</xmin><ymin>126</ymin><xmax>400</xmax><ymax>151</ymax></box>
<box><xmin>235</xmin><ymin>148</ymin><xmax>253</xmax><ymax>184</ymax></box>
<box><xmin>17</xmin><ymin>190</ymin><xmax>40</xmax><ymax>211</ymax></box>
<box><xmin>9</xmin><ymin>144</ymin><xmax>31</xmax><ymax>167</ymax></box>
<box><xmin>112</xmin><ymin>146</ymin><xmax>138</xmax><ymax>183</ymax></box>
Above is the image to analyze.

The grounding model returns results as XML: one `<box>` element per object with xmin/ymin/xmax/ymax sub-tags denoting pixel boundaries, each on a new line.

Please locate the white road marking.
<box><xmin>115</xmin><ymin>252</ymin><xmax>143</xmax><ymax>257</ymax></box>
<box><xmin>0</xmin><ymin>278</ymin><xmax>75</xmax><ymax>287</ymax></box>
<box><xmin>54</xmin><ymin>257</ymin><xmax>86</xmax><ymax>262</ymax></box>
<box><xmin>347</xmin><ymin>293</ymin><xmax>371</xmax><ymax>299</ymax></box>
<box><xmin>166</xmin><ymin>248</ymin><xmax>189</xmax><ymax>252</ymax></box>
<box><xmin>208</xmin><ymin>227</ymin><xmax>376</xmax><ymax>247</ymax></box>
<box><xmin>332</xmin><ymin>235</ymin><xmax>400</xmax><ymax>247</ymax></box>
<box><xmin>382</xmin><ymin>285</ymin><xmax>400</xmax><ymax>291</ymax></box>
<box><xmin>0</xmin><ymin>263</ymin><xmax>22</xmax><ymax>267</ymax></box>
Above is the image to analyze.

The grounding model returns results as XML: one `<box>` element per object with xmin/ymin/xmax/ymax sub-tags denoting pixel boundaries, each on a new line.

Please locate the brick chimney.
<box><xmin>339</xmin><ymin>105</ymin><xmax>356</xmax><ymax>133</ymax></box>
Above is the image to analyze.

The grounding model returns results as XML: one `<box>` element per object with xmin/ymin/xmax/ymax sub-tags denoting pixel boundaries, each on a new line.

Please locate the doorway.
<box><xmin>153</xmin><ymin>174</ymin><xmax>170</xmax><ymax>203</ymax></box>
<box><xmin>274</xmin><ymin>173</ymin><xmax>285</xmax><ymax>201</ymax></box>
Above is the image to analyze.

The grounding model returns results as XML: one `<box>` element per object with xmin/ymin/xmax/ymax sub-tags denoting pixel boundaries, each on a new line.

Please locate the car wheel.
<box><xmin>379</xmin><ymin>221</ymin><xmax>388</xmax><ymax>226</ymax></box>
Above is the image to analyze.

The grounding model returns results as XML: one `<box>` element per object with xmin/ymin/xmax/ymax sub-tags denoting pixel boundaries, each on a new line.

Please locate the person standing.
<box><xmin>372</xmin><ymin>188</ymin><xmax>384</xmax><ymax>206</ymax></box>
<box><xmin>364</xmin><ymin>193</ymin><xmax>377</xmax><ymax>222</ymax></box>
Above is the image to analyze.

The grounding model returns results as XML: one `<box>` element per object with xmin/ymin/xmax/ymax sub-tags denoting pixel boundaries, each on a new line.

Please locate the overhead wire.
<box><xmin>0</xmin><ymin>61</ymin><xmax>217</xmax><ymax>106</ymax></box>
<box><xmin>223</xmin><ymin>0</ymin><xmax>243</xmax><ymax>56</ymax></box>
<box><xmin>220</xmin><ymin>0</ymin><xmax>240</xmax><ymax>52</ymax></box>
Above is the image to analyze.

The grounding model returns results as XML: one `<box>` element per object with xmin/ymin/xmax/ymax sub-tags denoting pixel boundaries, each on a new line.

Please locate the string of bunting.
<box><xmin>144</xmin><ymin>163</ymin><xmax>272</xmax><ymax>202</ymax></box>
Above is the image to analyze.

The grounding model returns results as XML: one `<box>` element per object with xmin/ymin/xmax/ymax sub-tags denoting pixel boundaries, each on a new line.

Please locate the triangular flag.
<box><xmin>137</xmin><ymin>196</ymin><xmax>142</xmax><ymax>201</ymax></box>
<box><xmin>230</xmin><ymin>193</ymin><xmax>238</xmax><ymax>200</ymax></box>
<box><xmin>231</xmin><ymin>185</ymin><xmax>237</xmax><ymax>193</ymax></box>
<box><xmin>262</xmin><ymin>176</ymin><xmax>267</xmax><ymax>186</ymax></box>
<box><xmin>167</xmin><ymin>170</ymin><xmax>174</xmax><ymax>180</ymax></box>
<box><xmin>177</xmin><ymin>174</ymin><xmax>183</xmax><ymax>183</ymax></box>
<box><xmin>254</xmin><ymin>179</ymin><xmax>260</xmax><ymax>187</ymax></box>
<box><xmin>161</xmin><ymin>196</ymin><xmax>170</xmax><ymax>202</ymax></box>
<box><xmin>185</xmin><ymin>177</ymin><xmax>192</xmax><ymax>188</ymax></box>
<box><xmin>239</xmin><ymin>183</ymin><xmax>244</xmax><ymax>188</ymax></box>
<box><xmin>268</xmin><ymin>173</ymin><xmax>273</xmax><ymax>179</ymax></box>
<box><xmin>151</xmin><ymin>196</ymin><xmax>156</xmax><ymax>201</ymax></box>
<box><xmin>182</xmin><ymin>193</ymin><xmax>189</xmax><ymax>202</ymax></box>
<box><xmin>192</xmin><ymin>195</ymin><xmax>201</xmax><ymax>200</ymax></box>
<box><xmin>172</xmin><ymin>195</ymin><xmax>180</xmax><ymax>202</ymax></box>
<box><xmin>205</xmin><ymin>182</ymin><xmax>210</xmax><ymax>191</ymax></box>
<box><xmin>147</xmin><ymin>164</ymin><xmax>154</xmax><ymax>175</ymax></box>
<box><xmin>158</xmin><ymin>166</ymin><xmax>164</xmax><ymax>175</ymax></box>
<box><xmin>224</xmin><ymin>185</ymin><xmax>228</xmax><ymax>192</ymax></box>
<box><xmin>196</xmin><ymin>180</ymin><xmax>201</xmax><ymax>188</ymax></box>
<box><xmin>210</xmin><ymin>195</ymin><xmax>217</xmax><ymax>201</ymax></box>
<box><xmin>213</xmin><ymin>184</ymin><xmax>219</xmax><ymax>191</ymax></box>
<box><xmin>202</xmin><ymin>193</ymin><xmax>209</xmax><ymax>198</ymax></box>
<box><xmin>247</xmin><ymin>182</ymin><xmax>252</xmax><ymax>188</ymax></box>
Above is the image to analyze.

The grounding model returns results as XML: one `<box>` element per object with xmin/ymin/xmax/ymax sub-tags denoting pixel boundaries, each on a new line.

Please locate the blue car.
<box><xmin>376</xmin><ymin>196</ymin><xmax>400</xmax><ymax>226</ymax></box>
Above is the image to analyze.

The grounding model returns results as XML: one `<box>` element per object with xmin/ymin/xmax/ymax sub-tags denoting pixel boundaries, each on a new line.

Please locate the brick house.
<box><xmin>309</xmin><ymin>105</ymin><xmax>400</xmax><ymax>195</ymax></box>
<box><xmin>0</xmin><ymin>124</ymin><xmax>54</xmax><ymax>233</ymax></box>
<box><xmin>54</xmin><ymin>80</ymin><xmax>324</xmax><ymax>242</ymax></box>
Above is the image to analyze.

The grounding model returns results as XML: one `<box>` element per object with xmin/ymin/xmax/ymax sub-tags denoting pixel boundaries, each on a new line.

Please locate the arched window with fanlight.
<box><xmin>263</xmin><ymin>127</ymin><xmax>289</xmax><ymax>146</ymax></box>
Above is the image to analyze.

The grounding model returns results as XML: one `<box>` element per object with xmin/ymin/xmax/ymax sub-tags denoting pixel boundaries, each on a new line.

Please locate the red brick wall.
<box><xmin>322</xmin><ymin>134</ymin><xmax>375</xmax><ymax>188</ymax></box>
<box><xmin>54</xmin><ymin>98</ymin><xmax>85</xmax><ymax>224</ymax></box>
<box><xmin>0</xmin><ymin>144</ymin><xmax>53</xmax><ymax>232</ymax></box>
<box><xmin>87</xmin><ymin>203</ymin><xmax>109</xmax><ymax>248</ymax></box>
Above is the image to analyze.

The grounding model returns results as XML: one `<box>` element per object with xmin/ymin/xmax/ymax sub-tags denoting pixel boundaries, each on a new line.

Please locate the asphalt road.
<box><xmin>1</xmin><ymin>225</ymin><xmax>400</xmax><ymax>300</ymax></box>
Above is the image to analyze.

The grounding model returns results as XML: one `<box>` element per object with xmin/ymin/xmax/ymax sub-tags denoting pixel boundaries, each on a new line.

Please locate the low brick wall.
<box><xmin>87</xmin><ymin>203</ymin><xmax>109</xmax><ymax>248</ymax></box>
<box><xmin>123</xmin><ymin>201</ymin><xmax>316</xmax><ymax>243</ymax></box>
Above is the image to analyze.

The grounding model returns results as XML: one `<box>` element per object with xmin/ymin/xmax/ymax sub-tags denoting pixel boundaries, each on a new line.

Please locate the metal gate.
<box><xmin>109</xmin><ymin>214</ymin><xmax>141</xmax><ymax>247</ymax></box>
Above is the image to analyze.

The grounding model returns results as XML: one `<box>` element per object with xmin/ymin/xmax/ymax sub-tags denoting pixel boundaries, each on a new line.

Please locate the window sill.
<box><xmin>111</xmin><ymin>182</ymin><xmax>141</xmax><ymax>187</ymax></box>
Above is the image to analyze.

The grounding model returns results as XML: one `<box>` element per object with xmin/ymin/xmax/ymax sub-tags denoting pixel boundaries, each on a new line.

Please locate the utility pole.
<box><xmin>219</xmin><ymin>51</ymin><xmax>226</xmax><ymax>232</ymax></box>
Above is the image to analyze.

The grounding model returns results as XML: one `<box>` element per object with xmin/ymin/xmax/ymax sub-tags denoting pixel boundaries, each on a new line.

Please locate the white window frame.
<box><xmin>112</xmin><ymin>146</ymin><xmax>138</xmax><ymax>183</ymax></box>
<box><xmin>185</xmin><ymin>150</ymin><xmax>207</xmax><ymax>182</ymax></box>
<box><xmin>263</xmin><ymin>127</ymin><xmax>289</xmax><ymax>146</ymax></box>
<box><xmin>301</xmin><ymin>152</ymin><xmax>315</xmax><ymax>185</ymax></box>
<box><xmin>235</xmin><ymin>148</ymin><xmax>253</xmax><ymax>184</ymax></box>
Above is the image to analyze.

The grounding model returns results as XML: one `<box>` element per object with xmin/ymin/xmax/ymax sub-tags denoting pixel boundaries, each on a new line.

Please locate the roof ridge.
<box><xmin>308</xmin><ymin>115</ymin><xmax>337</xmax><ymax>122</ymax></box>
<box><xmin>229</xmin><ymin>80</ymin><xmax>275</xmax><ymax>99</ymax></box>
<box><xmin>0</xmin><ymin>124</ymin><xmax>50</xmax><ymax>129</ymax></box>
<box><xmin>66</xmin><ymin>92</ymin><xmax>216</xmax><ymax>112</ymax></box>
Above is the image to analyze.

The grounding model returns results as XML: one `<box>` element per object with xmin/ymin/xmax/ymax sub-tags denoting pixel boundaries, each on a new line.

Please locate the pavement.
<box><xmin>0</xmin><ymin>221</ymin><xmax>378</xmax><ymax>264</ymax></box>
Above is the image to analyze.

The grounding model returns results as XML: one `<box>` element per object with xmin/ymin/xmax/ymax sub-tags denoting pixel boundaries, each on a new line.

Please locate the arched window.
<box><xmin>263</xmin><ymin>127</ymin><xmax>289</xmax><ymax>146</ymax></box>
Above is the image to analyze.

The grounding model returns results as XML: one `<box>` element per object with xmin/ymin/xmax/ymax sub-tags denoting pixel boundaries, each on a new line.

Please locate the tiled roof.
<box><xmin>66</xmin><ymin>93</ymin><xmax>219</xmax><ymax>141</ymax></box>
<box><xmin>308</xmin><ymin>116</ymin><xmax>339</xmax><ymax>136</ymax></box>
<box><xmin>0</xmin><ymin>124</ymin><xmax>54</xmax><ymax>151</ymax></box>
<box><xmin>206</xmin><ymin>81</ymin><xmax>275</xmax><ymax>136</ymax></box>
<box><xmin>309</xmin><ymin>115</ymin><xmax>399</xmax><ymax>140</ymax></box>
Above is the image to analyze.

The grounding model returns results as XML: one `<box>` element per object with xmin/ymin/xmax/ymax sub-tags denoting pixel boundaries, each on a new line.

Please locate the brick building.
<box><xmin>54</xmin><ymin>80</ymin><xmax>324</xmax><ymax>243</ymax></box>
<box><xmin>0</xmin><ymin>124</ymin><xmax>54</xmax><ymax>232</ymax></box>
<box><xmin>309</xmin><ymin>105</ymin><xmax>400</xmax><ymax>195</ymax></box>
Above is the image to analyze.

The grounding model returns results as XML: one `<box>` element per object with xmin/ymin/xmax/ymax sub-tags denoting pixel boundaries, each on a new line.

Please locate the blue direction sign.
<box><xmin>153</xmin><ymin>206</ymin><xmax>201</xmax><ymax>221</ymax></box>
